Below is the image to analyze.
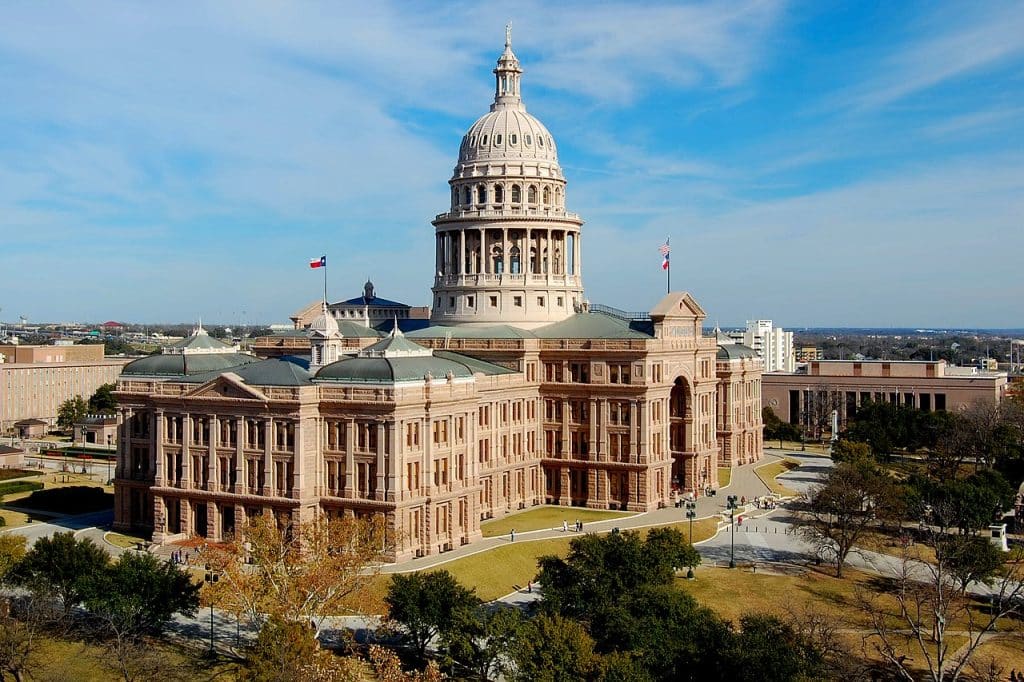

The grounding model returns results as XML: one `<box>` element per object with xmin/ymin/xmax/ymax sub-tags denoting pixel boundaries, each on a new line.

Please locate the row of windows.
<box><xmin>439</xmin><ymin>294</ymin><xmax>567</xmax><ymax>310</ymax></box>
<box><xmin>455</xmin><ymin>183</ymin><xmax>561</xmax><ymax>207</ymax></box>
<box><xmin>465</xmin><ymin>132</ymin><xmax>549</xmax><ymax>149</ymax></box>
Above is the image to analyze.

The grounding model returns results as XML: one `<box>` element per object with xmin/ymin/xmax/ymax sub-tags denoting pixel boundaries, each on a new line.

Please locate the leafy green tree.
<box><xmin>87</xmin><ymin>383</ymin><xmax>117</xmax><ymax>413</ymax></box>
<box><xmin>537</xmin><ymin>530</ymin><xmax>695</xmax><ymax>622</ymax></box>
<box><xmin>511</xmin><ymin>614</ymin><xmax>597</xmax><ymax>682</ymax></box>
<box><xmin>936</xmin><ymin>534</ymin><xmax>1006</xmax><ymax>594</ymax></box>
<box><xmin>56</xmin><ymin>395</ymin><xmax>88</xmax><ymax>430</ymax></box>
<box><xmin>912</xmin><ymin>468</ymin><xmax>1015</xmax><ymax>534</ymax></box>
<box><xmin>14</xmin><ymin>532</ymin><xmax>108</xmax><ymax>614</ymax></box>
<box><xmin>385</xmin><ymin>570</ymin><xmax>481</xmax><ymax>662</ymax></box>
<box><xmin>830</xmin><ymin>440</ymin><xmax>872</xmax><ymax>464</ymax></box>
<box><xmin>593</xmin><ymin>585</ymin><xmax>731</xmax><ymax>680</ymax></box>
<box><xmin>443</xmin><ymin>606</ymin><xmax>522</xmax><ymax>681</ymax></box>
<box><xmin>727</xmin><ymin>614</ymin><xmax>825</xmax><ymax>682</ymax></box>
<box><xmin>85</xmin><ymin>551</ymin><xmax>199</xmax><ymax>637</ymax></box>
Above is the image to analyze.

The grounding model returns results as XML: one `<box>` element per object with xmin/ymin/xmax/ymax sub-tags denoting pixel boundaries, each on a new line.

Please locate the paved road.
<box><xmin>4</xmin><ymin>508</ymin><xmax>116</xmax><ymax>548</ymax></box>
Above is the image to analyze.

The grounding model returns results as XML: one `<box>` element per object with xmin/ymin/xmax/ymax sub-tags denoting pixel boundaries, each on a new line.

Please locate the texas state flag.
<box><xmin>309</xmin><ymin>256</ymin><xmax>327</xmax><ymax>269</ymax></box>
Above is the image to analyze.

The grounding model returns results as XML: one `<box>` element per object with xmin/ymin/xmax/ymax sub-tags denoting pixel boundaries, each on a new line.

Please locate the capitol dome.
<box><xmin>459</xmin><ymin>109</ymin><xmax>559</xmax><ymax>166</ymax></box>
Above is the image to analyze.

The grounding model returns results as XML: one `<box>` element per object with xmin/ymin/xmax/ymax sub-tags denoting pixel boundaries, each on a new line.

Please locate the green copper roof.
<box><xmin>361</xmin><ymin>332</ymin><xmax>431</xmax><ymax>357</ymax></box>
<box><xmin>533</xmin><ymin>312</ymin><xmax>654</xmax><ymax>339</ymax></box>
<box><xmin>717</xmin><ymin>344</ymin><xmax>759</xmax><ymax>360</ymax></box>
<box><xmin>186</xmin><ymin>357</ymin><xmax>314</xmax><ymax>386</ymax></box>
<box><xmin>433</xmin><ymin>350</ymin><xmax>517</xmax><ymax>375</ymax></box>
<box><xmin>121</xmin><ymin>352</ymin><xmax>258</xmax><ymax>378</ymax></box>
<box><xmin>315</xmin><ymin>356</ymin><xmax>475</xmax><ymax>383</ymax></box>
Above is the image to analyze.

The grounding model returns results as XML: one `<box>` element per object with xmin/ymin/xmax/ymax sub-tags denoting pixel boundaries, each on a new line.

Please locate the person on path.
<box><xmin>510</xmin><ymin>529</ymin><xmax>515</xmax><ymax>542</ymax></box>
<box><xmin>562</xmin><ymin>520</ymin><xmax>568</xmax><ymax>532</ymax></box>
<box><xmin>574</xmin><ymin>519</ymin><xmax>580</xmax><ymax>532</ymax></box>
<box><xmin>578</xmin><ymin>520</ymin><xmax>584</xmax><ymax>532</ymax></box>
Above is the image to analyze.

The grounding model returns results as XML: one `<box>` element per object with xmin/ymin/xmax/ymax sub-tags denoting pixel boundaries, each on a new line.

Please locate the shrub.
<box><xmin>0</xmin><ymin>481</ymin><xmax>45</xmax><ymax>500</ymax></box>
<box><xmin>14</xmin><ymin>486</ymin><xmax>112</xmax><ymax>514</ymax></box>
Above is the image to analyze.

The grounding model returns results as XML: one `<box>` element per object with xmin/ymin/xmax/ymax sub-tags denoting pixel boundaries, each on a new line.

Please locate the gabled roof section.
<box><xmin>533</xmin><ymin>312</ymin><xmax>653</xmax><ymax>339</ymax></box>
<box><xmin>338</xmin><ymin>295</ymin><xmax>408</xmax><ymax>308</ymax></box>
<box><xmin>187</xmin><ymin>372</ymin><xmax>270</xmax><ymax>400</ymax></box>
<box><xmin>360</xmin><ymin>329</ymin><xmax>432</xmax><ymax>358</ymax></box>
<box><xmin>649</xmin><ymin>292</ymin><xmax>707</xmax><ymax>320</ymax></box>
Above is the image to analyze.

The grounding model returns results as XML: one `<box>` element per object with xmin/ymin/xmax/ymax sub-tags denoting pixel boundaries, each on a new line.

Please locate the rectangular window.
<box><xmin>490</xmin><ymin>296</ymin><xmax>498</xmax><ymax>307</ymax></box>
<box><xmin>467</xmin><ymin>296</ymin><xmax>475</xmax><ymax>308</ymax></box>
<box><xmin>513</xmin><ymin>296</ymin><xmax>523</xmax><ymax>307</ymax></box>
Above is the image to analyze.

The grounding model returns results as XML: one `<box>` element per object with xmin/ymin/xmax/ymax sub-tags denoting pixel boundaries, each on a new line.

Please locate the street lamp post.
<box><xmin>727</xmin><ymin>495</ymin><xmax>738</xmax><ymax>569</ymax></box>
<box><xmin>204</xmin><ymin>566</ymin><xmax>219</xmax><ymax>657</ymax></box>
<box><xmin>685</xmin><ymin>501</ymin><xmax>697</xmax><ymax>579</ymax></box>
<box><xmin>685</xmin><ymin>502</ymin><xmax>697</xmax><ymax>544</ymax></box>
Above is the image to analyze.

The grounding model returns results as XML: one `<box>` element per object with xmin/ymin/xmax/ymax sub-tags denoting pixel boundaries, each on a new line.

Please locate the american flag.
<box><xmin>659</xmin><ymin>240</ymin><xmax>670</xmax><ymax>270</ymax></box>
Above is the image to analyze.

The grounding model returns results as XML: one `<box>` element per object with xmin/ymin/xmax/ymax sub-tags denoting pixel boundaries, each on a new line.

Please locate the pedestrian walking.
<box><xmin>574</xmin><ymin>518</ymin><xmax>580</xmax><ymax>532</ymax></box>
<box><xmin>578</xmin><ymin>520</ymin><xmax>584</xmax><ymax>532</ymax></box>
<box><xmin>510</xmin><ymin>529</ymin><xmax>516</xmax><ymax>542</ymax></box>
<box><xmin>562</xmin><ymin>520</ymin><xmax>568</xmax><ymax>532</ymax></box>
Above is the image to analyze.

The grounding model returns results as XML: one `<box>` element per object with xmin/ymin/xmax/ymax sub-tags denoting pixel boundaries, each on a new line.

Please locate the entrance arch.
<box><xmin>670</xmin><ymin>376</ymin><xmax>696</xmax><ymax>493</ymax></box>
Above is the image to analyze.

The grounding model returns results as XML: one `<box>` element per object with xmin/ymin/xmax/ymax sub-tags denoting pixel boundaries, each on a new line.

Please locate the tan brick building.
<box><xmin>763</xmin><ymin>359</ymin><xmax>1008</xmax><ymax>430</ymax></box>
<box><xmin>112</xmin><ymin>36</ymin><xmax>763</xmax><ymax>561</ymax></box>
<box><xmin>1</xmin><ymin>344</ymin><xmax>129</xmax><ymax>430</ymax></box>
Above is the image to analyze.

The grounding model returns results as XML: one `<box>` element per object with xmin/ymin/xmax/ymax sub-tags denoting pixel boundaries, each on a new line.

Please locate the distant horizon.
<box><xmin>2</xmin><ymin>2</ymin><xmax>1023</xmax><ymax>326</ymax></box>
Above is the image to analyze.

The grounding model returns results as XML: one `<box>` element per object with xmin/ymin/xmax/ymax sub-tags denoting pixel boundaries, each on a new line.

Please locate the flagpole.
<box><xmin>666</xmin><ymin>237</ymin><xmax>670</xmax><ymax>294</ymax></box>
<box><xmin>323</xmin><ymin>256</ymin><xmax>328</xmax><ymax>305</ymax></box>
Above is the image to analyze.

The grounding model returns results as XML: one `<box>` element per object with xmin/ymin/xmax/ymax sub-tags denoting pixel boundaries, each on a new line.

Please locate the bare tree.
<box><xmin>799</xmin><ymin>459</ymin><xmax>896</xmax><ymax>577</ymax></box>
<box><xmin>858</xmin><ymin>542</ymin><xmax>1024</xmax><ymax>682</ymax></box>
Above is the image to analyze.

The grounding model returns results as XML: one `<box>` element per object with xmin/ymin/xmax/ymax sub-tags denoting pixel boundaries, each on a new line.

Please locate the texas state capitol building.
<box><xmin>113</xmin><ymin>36</ymin><xmax>764</xmax><ymax>561</ymax></box>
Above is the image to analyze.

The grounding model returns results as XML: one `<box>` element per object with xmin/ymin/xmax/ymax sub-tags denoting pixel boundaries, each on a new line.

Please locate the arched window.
<box><xmin>528</xmin><ymin>185</ymin><xmax>537</xmax><ymax>203</ymax></box>
<box><xmin>511</xmin><ymin>185</ymin><xmax>521</xmax><ymax>203</ymax></box>
<box><xmin>491</xmin><ymin>245</ymin><xmax>504</xmax><ymax>274</ymax></box>
<box><xmin>538</xmin><ymin>136</ymin><xmax>544</xmax><ymax>147</ymax></box>
<box><xmin>477</xmin><ymin>185</ymin><xmax>487</xmax><ymax>204</ymax></box>
<box><xmin>510</xmin><ymin>246</ymin><xmax>521</xmax><ymax>274</ymax></box>
<box><xmin>481</xmin><ymin>134</ymin><xmax>488</xmax><ymax>146</ymax></box>
<box><xmin>494</xmin><ymin>185</ymin><xmax>504</xmax><ymax>203</ymax></box>
<box><xmin>554</xmin><ymin>187</ymin><xmax>562</xmax><ymax>207</ymax></box>
<box><xmin>463</xmin><ymin>186</ymin><xmax>471</xmax><ymax>205</ymax></box>
<box><xmin>543</xmin><ymin>187</ymin><xmax>550</xmax><ymax>205</ymax></box>
<box><xmin>525</xmin><ymin>134</ymin><xmax>532</xmax><ymax>146</ymax></box>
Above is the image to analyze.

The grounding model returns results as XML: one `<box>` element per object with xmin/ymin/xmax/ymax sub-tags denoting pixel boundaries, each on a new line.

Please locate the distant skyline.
<box><xmin>2</xmin><ymin>1</ymin><xmax>1022</xmax><ymax>327</ymax></box>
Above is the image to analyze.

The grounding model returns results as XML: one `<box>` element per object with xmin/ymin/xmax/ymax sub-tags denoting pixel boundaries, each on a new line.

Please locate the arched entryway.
<box><xmin>670</xmin><ymin>377</ymin><xmax>695</xmax><ymax>493</ymax></box>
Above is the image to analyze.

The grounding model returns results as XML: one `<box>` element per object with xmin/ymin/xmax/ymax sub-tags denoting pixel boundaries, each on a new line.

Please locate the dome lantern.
<box><xmin>493</xmin><ymin>23</ymin><xmax>523</xmax><ymax>111</ymax></box>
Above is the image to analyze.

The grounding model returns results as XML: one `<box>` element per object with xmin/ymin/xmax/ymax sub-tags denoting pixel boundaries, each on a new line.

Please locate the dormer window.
<box><xmin>510</xmin><ymin>134</ymin><xmax>517</xmax><ymax>145</ymax></box>
<box><xmin>525</xmin><ymin>134</ymin><xmax>532</xmax><ymax>145</ymax></box>
<box><xmin>495</xmin><ymin>134</ymin><xmax>502</xmax><ymax>145</ymax></box>
<box><xmin>470</xmin><ymin>135</ymin><xmax>476</xmax><ymax>146</ymax></box>
<box><xmin>538</xmin><ymin>136</ymin><xmax>544</xmax><ymax>147</ymax></box>
<box><xmin>481</xmin><ymin>134</ymin><xmax>488</xmax><ymax>145</ymax></box>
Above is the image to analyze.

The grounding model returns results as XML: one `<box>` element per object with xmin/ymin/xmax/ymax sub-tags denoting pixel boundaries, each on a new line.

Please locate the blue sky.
<box><xmin>1</xmin><ymin>1</ymin><xmax>1022</xmax><ymax>327</ymax></box>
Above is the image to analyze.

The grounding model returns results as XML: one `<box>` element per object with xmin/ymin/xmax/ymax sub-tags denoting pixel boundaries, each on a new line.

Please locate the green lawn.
<box><xmin>717</xmin><ymin>466</ymin><xmax>732</xmax><ymax>488</ymax></box>
<box><xmin>105</xmin><ymin>531</ymin><xmax>150</xmax><ymax>549</ymax></box>
<box><xmin>440</xmin><ymin>537</ymin><xmax>575</xmax><ymax>600</ymax></box>
<box><xmin>480</xmin><ymin>505</ymin><xmax>636</xmax><ymax>537</ymax></box>
<box><xmin>754</xmin><ymin>459</ymin><xmax>800</xmax><ymax>497</ymax></box>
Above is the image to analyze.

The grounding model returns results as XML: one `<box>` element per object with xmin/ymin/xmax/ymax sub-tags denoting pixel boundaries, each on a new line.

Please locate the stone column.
<box><xmin>344</xmin><ymin>419</ymin><xmax>355</xmax><ymax>497</ymax></box>
<box><xmin>479</xmin><ymin>228</ymin><xmax>487</xmax><ymax>274</ymax></box>
<box><xmin>181</xmin><ymin>414</ymin><xmax>191</xmax><ymax>489</ymax></box>
<box><xmin>262</xmin><ymin>418</ymin><xmax>273</xmax><ymax>496</ymax></box>
<box><xmin>501</xmin><ymin>227</ymin><xmax>509</xmax><ymax>276</ymax></box>
<box><xmin>208</xmin><ymin>414</ymin><xmax>219</xmax><ymax>491</ymax></box>
<box><xmin>234</xmin><ymin>418</ymin><xmax>244</xmax><ymax>494</ymax></box>
<box><xmin>154</xmin><ymin>409</ymin><xmax>165</xmax><ymax>485</ymax></box>
<box><xmin>375</xmin><ymin>421</ymin><xmax>386</xmax><ymax>500</ymax></box>
<box><xmin>459</xmin><ymin>231</ymin><xmax>466</xmax><ymax>277</ymax></box>
<box><xmin>387</xmin><ymin>423</ymin><xmax>398</xmax><ymax>502</ymax></box>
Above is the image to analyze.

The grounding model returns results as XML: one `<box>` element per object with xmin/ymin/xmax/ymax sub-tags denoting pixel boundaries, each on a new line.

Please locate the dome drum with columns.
<box><xmin>431</xmin><ymin>29</ymin><xmax>584</xmax><ymax>328</ymax></box>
